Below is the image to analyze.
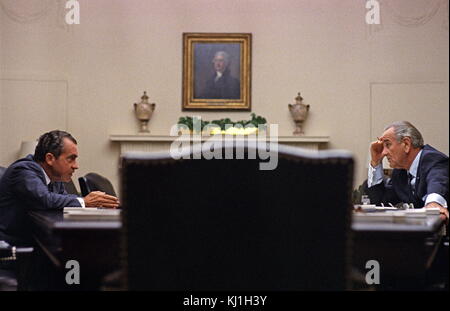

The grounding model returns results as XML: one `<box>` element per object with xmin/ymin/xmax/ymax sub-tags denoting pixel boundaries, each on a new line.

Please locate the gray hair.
<box><xmin>384</xmin><ymin>121</ymin><xmax>424</xmax><ymax>148</ymax></box>
<box><xmin>213</xmin><ymin>51</ymin><xmax>230</xmax><ymax>66</ymax></box>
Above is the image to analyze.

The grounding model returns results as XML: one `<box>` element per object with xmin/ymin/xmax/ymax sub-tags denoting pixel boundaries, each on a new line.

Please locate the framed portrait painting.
<box><xmin>182</xmin><ymin>33</ymin><xmax>252</xmax><ymax>110</ymax></box>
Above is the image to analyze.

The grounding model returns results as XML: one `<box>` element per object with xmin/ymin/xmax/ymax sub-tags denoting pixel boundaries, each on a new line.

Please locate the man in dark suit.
<box><xmin>198</xmin><ymin>51</ymin><xmax>240</xmax><ymax>99</ymax></box>
<box><xmin>0</xmin><ymin>130</ymin><xmax>119</xmax><ymax>245</ymax></box>
<box><xmin>367</xmin><ymin>121</ymin><xmax>448</xmax><ymax>218</ymax></box>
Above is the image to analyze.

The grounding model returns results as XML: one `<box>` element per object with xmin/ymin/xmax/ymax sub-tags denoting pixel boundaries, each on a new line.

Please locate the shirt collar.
<box><xmin>39</xmin><ymin>166</ymin><xmax>51</xmax><ymax>186</ymax></box>
<box><xmin>408</xmin><ymin>149</ymin><xmax>422</xmax><ymax>178</ymax></box>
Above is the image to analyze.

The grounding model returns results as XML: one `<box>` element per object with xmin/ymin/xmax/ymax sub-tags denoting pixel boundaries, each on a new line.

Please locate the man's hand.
<box><xmin>84</xmin><ymin>191</ymin><xmax>120</xmax><ymax>209</ymax></box>
<box><xmin>370</xmin><ymin>138</ymin><xmax>384</xmax><ymax>167</ymax></box>
<box><xmin>425</xmin><ymin>202</ymin><xmax>449</xmax><ymax>220</ymax></box>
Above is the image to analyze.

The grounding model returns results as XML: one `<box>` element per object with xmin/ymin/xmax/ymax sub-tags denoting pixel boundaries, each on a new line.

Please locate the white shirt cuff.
<box><xmin>367</xmin><ymin>163</ymin><xmax>384</xmax><ymax>188</ymax></box>
<box><xmin>77</xmin><ymin>198</ymin><xmax>85</xmax><ymax>208</ymax></box>
<box><xmin>424</xmin><ymin>193</ymin><xmax>447</xmax><ymax>208</ymax></box>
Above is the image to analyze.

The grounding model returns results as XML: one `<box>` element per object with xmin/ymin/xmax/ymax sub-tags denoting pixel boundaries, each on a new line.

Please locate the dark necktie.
<box><xmin>407</xmin><ymin>173</ymin><xmax>414</xmax><ymax>203</ymax></box>
<box><xmin>48</xmin><ymin>182</ymin><xmax>54</xmax><ymax>193</ymax></box>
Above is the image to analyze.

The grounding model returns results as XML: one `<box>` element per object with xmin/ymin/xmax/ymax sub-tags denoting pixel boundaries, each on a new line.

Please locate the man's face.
<box><xmin>380</xmin><ymin>127</ymin><xmax>408</xmax><ymax>169</ymax></box>
<box><xmin>213</xmin><ymin>54</ymin><xmax>227</xmax><ymax>73</ymax></box>
<box><xmin>47</xmin><ymin>138</ymin><xmax>79</xmax><ymax>182</ymax></box>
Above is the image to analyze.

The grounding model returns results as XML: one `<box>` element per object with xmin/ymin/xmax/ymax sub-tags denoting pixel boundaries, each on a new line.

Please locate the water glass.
<box><xmin>361</xmin><ymin>195</ymin><xmax>371</xmax><ymax>205</ymax></box>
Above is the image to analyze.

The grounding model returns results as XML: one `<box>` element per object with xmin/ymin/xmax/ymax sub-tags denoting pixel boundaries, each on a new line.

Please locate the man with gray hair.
<box><xmin>198</xmin><ymin>50</ymin><xmax>240</xmax><ymax>99</ymax></box>
<box><xmin>367</xmin><ymin>121</ymin><xmax>448</xmax><ymax>218</ymax></box>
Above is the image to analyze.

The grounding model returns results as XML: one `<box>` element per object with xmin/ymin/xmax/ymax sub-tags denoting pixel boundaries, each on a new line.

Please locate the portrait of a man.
<box><xmin>195</xmin><ymin>49</ymin><xmax>241</xmax><ymax>99</ymax></box>
<box><xmin>183</xmin><ymin>33</ymin><xmax>251</xmax><ymax>110</ymax></box>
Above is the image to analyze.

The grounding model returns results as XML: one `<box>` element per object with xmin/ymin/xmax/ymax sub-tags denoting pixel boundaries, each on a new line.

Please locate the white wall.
<box><xmin>1</xmin><ymin>0</ymin><xmax>448</xmax><ymax>195</ymax></box>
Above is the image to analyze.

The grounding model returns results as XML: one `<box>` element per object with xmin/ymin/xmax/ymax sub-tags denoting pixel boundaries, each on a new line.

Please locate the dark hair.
<box><xmin>34</xmin><ymin>130</ymin><xmax>77</xmax><ymax>162</ymax></box>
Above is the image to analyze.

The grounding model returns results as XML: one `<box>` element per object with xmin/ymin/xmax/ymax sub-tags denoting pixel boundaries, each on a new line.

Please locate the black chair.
<box><xmin>0</xmin><ymin>168</ymin><xmax>17</xmax><ymax>290</ymax></box>
<box><xmin>64</xmin><ymin>179</ymin><xmax>79</xmax><ymax>195</ymax></box>
<box><xmin>0</xmin><ymin>166</ymin><xmax>6</xmax><ymax>181</ymax></box>
<box><xmin>78</xmin><ymin>173</ymin><xmax>116</xmax><ymax>197</ymax></box>
<box><xmin>0</xmin><ymin>241</ymin><xmax>33</xmax><ymax>291</ymax></box>
<box><xmin>120</xmin><ymin>142</ymin><xmax>355</xmax><ymax>290</ymax></box>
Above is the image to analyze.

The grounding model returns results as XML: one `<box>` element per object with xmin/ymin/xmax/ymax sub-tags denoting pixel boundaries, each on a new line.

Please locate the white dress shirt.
<box><xmin>214</xmin><ymin>71</ymin><xmax>223</xmax><ymax>82</ymax></box>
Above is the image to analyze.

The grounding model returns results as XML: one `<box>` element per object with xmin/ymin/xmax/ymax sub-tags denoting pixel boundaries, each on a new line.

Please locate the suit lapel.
<box><xmin>414</xmin><ymin>174</ymin><xmax>420</xmax><ymax>196</ymax></box>
<box><xmin>414</xmin><ymin>146</ymin><xmax>427</xmax><ymax>198</ymax></box>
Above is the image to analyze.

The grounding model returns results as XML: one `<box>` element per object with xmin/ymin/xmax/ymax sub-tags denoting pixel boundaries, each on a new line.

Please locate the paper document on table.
<box><xmin>64</xmin><ymin>207</ymin><xmax>101</xmax><ymax>212</ymax></box>
<box><xmin>353</xmin><ymin>207</ymin><xmax>441</xmax><ymax>223</ymax></box>
<box><xmin>353</xmin><ymin>212</ymin><xmax>397</xmax><ymax>222</ymax></box>
<box><xmin>403</xmin><ymin>207</ymin><xmax>441</xmax><ymax>217</ymax></box>
<box><xmin>354</xmin><ymin>205</ymin><xmax>398</xmax><ymax>212</ymax></box>
<box><xmin>63</xmin><ymin>207</ymin><xmax>121</xmax><ymax>219</ymax></box>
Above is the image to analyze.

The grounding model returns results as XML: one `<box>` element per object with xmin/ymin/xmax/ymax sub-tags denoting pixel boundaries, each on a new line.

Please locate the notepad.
<box><xmin>63</xmin><ymin>207</ymin><xmax>121</xmax><ymax>220</ymax></box>
<box><xmin>374</xmin><ymin>206</ymin><xmax>399</xmax><ymax>211</ymax></box>
<box><xmin>403</xmin><ymin>207</ymin><xmax>441</xmax><ymax>217</ymax></box>
<box><xmin>423</xmin><ymin>207</ymin><xmax>441</xmax><ymax>215</ymax></box>
<box><xmin>64</xmin><ymin>207</ymin><xmax>103</xmax><ymax>212</ymax></box>
<box><xmin>353</xmin><ymin>210</ymin><xmax>409</xmax><ymax>222</ymax></box>
<box><xmin>354</xmin><ymin>205</ymin><xmax>398</xmax><ymax>212</ymax></box>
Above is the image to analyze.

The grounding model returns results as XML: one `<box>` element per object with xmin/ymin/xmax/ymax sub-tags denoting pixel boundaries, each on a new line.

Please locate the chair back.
<box><xmin>78</xmin><ymin>173</ymin><xmax>116</xmax><ymax>197</ymax></box>
<box><xmin>120</xmin><ymin>142</ymin><xmax>354</xmax><ymax>290</ymax></box>
<box><xmin>63</xmin><ymin>179</ymin><xmax>79</xmax><ymax>195</ymax></box>
<box><xmin>0</xmin><ymin>166</ymin><xmax>6</xmax><ymax>182</ymax></box>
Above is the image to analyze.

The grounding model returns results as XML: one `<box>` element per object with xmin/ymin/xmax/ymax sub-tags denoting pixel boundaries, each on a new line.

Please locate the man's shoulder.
<box><xmin>421</xmin><ymin>145</ymin><xmax>449</xmax><ymax>163</ymax></box>
<box><xmin>419</xmin><ymin>145</ymin><xmax>449</xmax><ymax>173</ymax></box>
<box><xmin>11</xmin><ymin>156</ymin><xmax>39</xmax><ymax>167</ymax></box>
<box><xmin>6</xmin><ymin>156</ymin><xmax>42</xmax><ymax>176</ymax></box>
<box><xmin>0</xmin><ymin>156</ymin><xmax>43</xmax><ymax>192</ymax></box>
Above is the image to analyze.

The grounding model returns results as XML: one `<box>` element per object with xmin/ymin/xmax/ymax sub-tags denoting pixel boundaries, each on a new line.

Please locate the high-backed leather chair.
<box><xmin>0</xmin><ymin>166</ymin><xmax>6</xmax><ymax>182</ymax></box>
<box><xmin>120</xmin><ymin>142</ymin><xmax>355</xmax><ymax>290</ymax></box>
<box><xmin>63</xmin><ymin>179</ymin><xmax>79</xmax><ymax>196</ymax></box>
<box><xmin>78</xmin><ymin>173</ymin><xmax>116</xmax><ymax>197</ymax></box>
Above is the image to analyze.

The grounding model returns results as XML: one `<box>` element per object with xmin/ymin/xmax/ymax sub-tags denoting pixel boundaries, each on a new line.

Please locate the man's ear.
<box><xmin>44</xmin><ymin>153</ymin><xmax>56</xmax><ymax>166</ymax></box>
<box><xmin>403</xmin><ymin>137</ymin><xmax>412</xmax><ymax>153</ymax></box>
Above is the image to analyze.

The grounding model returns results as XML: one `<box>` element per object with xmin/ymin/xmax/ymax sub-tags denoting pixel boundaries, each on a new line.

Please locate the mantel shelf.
<box><xmin>110</xmin><ymin>134</ymin><xmax>330</xmax><ymax>153</ymax></box>
<box><xmin>109</xmin><ymin>134</ymin><xmax>330</xmax><ymax>143</ymax></box>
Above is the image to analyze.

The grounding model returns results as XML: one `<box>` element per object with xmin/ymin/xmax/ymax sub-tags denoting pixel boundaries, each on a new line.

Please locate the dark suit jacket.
<box><xmin>199</xmin><ymin>69</ymin><xmax>240</xmax><ymax>99</ymax></box>
<box><xmin>0</xmin><ymin>155</ymin><xmax>81</xmax><ymax>245</ymax></box>
<box><xmin>367</xmin><ymin>145</ymin><xmax>449</xmax><ymax>208</ymax></box>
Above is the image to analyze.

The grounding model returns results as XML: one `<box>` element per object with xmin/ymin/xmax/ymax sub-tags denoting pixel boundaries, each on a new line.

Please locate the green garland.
<box><xmin>177</xmin><ymin>113</ymin><xmax>267</xmax><ymax>132</ymax></box>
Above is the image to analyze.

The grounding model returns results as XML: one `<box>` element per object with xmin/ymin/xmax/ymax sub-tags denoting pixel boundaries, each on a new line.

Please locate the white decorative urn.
<box><xmin>288</xmin><ymin>92</ymin><xmax>310</xmax><ymax>135</ymax></box>
<box><xmin>133</xmin><ymin>91</ymin><xmax>156</xmax><ymax>133</ymax></box>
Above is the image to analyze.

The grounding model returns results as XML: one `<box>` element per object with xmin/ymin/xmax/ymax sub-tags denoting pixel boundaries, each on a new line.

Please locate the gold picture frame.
<box><xmin>182</xmin><ymin>33</ymin><xmax>252</xmax><ymax>110</ymax></box>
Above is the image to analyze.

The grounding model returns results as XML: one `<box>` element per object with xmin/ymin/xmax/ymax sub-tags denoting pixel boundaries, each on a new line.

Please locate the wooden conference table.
<box><xmin>28</xmin><ymin>209</ymin><xmax>446</xmax><ymax>290</ymax></box>
<box><xmin>352</xmin><ymin>211</ymin><xmax>447</xmax><ymax>289</ymax></box>
<box><xmin>28</xmin><ymin>210</ymin><xmax>122</xmax><ymax>290</ymax></box>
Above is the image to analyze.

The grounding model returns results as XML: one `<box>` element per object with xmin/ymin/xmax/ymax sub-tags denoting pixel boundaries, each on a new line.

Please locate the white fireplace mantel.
<box><xmin>110</xmin><ymin>134</ymin><xmax>330</xmax><ymax>154</ymax></box>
